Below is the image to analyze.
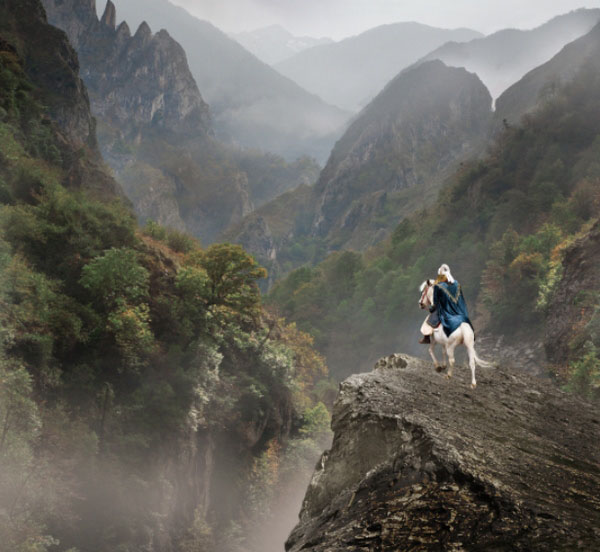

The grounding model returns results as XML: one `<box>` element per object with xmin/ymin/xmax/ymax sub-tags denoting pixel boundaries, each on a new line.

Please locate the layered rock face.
<box><xmin>287</xmin><ymin>354</ymin><xmax>600</xmax><ymax>551</ymax></box>
<box><xmin>42</xmin><ymin>0</ymin><xmax>211</xmax><ymax>137</ymax></box>
<box><xmin>311</xmin><ymin>61</ymin><xmax>492</xmax><ymax>249</ymax></box>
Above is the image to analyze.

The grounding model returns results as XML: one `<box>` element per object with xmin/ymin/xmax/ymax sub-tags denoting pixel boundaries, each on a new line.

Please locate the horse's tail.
<box><xmin>461</xmin><ymin>323</ymin><xmax>494</xmax><ymax>368</ymax></box>
<box><xmin>473</xmin><ymin>349</ymin><xmax>494</xmax><ymax>368</ymax></box>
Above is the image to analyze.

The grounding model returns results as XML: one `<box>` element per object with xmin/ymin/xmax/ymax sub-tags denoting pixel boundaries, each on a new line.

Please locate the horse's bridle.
<box><xmin>419</xmin><ymin>281</ymin><xmax>433</xmax><ymax>309</ymax></box>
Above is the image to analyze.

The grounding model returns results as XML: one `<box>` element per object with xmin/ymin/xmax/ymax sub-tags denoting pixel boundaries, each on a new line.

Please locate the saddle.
<box><xmin>427</xmin><ymin>311</ymin><xmax>441</xmax><ymax>328</ymax></box>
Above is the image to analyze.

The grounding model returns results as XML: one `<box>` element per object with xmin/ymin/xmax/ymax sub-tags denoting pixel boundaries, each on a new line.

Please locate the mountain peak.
<box><xmin>275</xmin><ymin>23</ymin><xmax>483</xmax><ymax>111</ymax></box>
<box><xmin>134</xmin><ymin>20</ymin><xmax>152</xmax><ymax>40</ymax></box>
<box><xmin>310</xmin><ymin>60</ymin><xmax>492</xmax><ymax>248</ymax></box>
<box><xmin>115</xmin><ymin>20</ymin><xmax>130</xmax><ymax>40</ymax></box>
<box><xmin>100</xmin><ymin>0</ymin><xmax>116</xmax><ymax>29</ymax></box>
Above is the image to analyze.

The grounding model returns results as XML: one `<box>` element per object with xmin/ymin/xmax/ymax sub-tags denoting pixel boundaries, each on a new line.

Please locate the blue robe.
<box><xmin>432</xmin><ymin>281</ymin><xmax>473</xmax><ymax>337</ymax></box>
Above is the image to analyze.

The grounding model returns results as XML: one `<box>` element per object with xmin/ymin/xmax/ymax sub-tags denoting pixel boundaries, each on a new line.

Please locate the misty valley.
<box><xmin>0</xmin><ymin>0</ymin><xmax>599</xmax><ymax>550</ymax></box>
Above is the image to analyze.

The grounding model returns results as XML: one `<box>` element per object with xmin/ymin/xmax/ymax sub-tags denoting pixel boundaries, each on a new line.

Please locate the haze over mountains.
<box><xmin>420</xmin><ymin>8</ymin><xmax>600</xmax><ymax>100</ymax></box>
<box><xmin>231</xmin><ymin>24</ymin><xmax>333</xmax><ymax>65</ymax></box>
<box><xmin>229</xmin><ymin>11</ymin><xmax>600</xmax><ymax>283</ymax></box>
<box><xmin>275</xmin><ymin>23</ymin><xmax>483</xmax><ymax>111</ymax></box>
<box><xmin>3</xmin><ymin>1</ymin><xmax>600</xmax><ymax>551</ymax></box>
<box><xmin>495</xmin><ymin>17</ymin><xmax>600</xmax><ymax>129</ymax></box>
<box><xmin>108</xmin><ymin>0</ymin><xmax>349</xmax><ymax>162</ymax></box>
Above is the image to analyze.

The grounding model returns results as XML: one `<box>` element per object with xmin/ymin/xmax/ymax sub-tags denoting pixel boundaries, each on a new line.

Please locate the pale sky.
<box><xmin>168</xmin><ymin>0</ymin><xmax>600</xmax><ymax>39</ymax></box>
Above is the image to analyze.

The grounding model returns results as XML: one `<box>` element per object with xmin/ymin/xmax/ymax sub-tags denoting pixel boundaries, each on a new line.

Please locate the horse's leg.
<box><xmin>428</xmin><ymin>341</ymin><xmax>439</xmax><ymax>369</ymax></box>
<box><xmin>445</xmin><ymin>340</ymin><xmax>457</xmax><ymax>380</ymax></box>
<box><xmin>432</xmin><ymin>328</ymin><xmax>447</xmax><ymax>371</ymax></box>
<box><xmin>462</xmin><ymin>325</ymin><xmax>477</xmax><ymax>388</ymax></box>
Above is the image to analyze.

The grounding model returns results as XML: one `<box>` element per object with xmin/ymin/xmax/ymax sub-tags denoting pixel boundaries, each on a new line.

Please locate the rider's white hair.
<box><xmin>438</xmin><ymin>263</ymin><xmax>455</xmax><ymax>284</ymax></box>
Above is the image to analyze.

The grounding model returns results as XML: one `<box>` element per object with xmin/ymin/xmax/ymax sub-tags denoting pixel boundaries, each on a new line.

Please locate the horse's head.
<box><xmin>419</xmin><ymin>279</ymin><xmax>435</xmax><ymax>309</ymax></box>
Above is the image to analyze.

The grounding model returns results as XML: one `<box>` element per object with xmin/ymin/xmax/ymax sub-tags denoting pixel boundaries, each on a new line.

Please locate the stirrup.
<box><xmin>419</xmin><ymin>335</ymin><xmax>431</xmax><ymax>344</ymax></box>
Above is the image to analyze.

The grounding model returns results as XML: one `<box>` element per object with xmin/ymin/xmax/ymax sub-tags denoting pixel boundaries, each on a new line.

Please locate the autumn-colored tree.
<box><xmin>186</xmin><ymin>244</ymin><xmax>267</xmax><ymax>320</ymax></box>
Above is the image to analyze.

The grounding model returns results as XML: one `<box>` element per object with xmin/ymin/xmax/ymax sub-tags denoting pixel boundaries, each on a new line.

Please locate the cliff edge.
<box><xmin>287</xmin><ymin>354</ymin><xmax>600</xmax><ymax>551</ymax></box>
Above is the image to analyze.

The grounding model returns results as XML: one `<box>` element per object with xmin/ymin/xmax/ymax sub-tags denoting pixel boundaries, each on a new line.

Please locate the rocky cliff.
<box><xmin>42</xmin><ymin>0</ymin><xmax>211</xmax><ymax>137</ymax></box>
<box><xmin>287</xmin><ymin>354</ymin><xmax>600</xmax><ymax>551</ymax></box>
<box><xmin>311</xmin><ymin>60</ymin><xmax>492</xmax><ymax>250</ymax></box>
<box><xmin>0</xmin><ymin>0</ymin><xmax>122</xmax><ymax>198</ymax></box>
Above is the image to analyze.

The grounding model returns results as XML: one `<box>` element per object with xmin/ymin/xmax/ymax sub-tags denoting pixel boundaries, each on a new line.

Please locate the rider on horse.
<box><xmin>419</xmin><ymin>264</ymin><xmax>473</xmax><ymax>344</ymax></box>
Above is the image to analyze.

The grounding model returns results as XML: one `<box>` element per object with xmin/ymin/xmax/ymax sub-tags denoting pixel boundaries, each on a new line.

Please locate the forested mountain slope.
<box><xmin>0</xmin><ymin>2</ymin><xmax>333</xmax><ymax>550</ymax></box>
<box><xmin>310</xmin><ymin>60</ymin><xmax>492</xmax><ymax>250</ymax></box>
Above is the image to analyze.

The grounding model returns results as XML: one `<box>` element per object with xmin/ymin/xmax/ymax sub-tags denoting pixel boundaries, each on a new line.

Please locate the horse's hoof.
<box><xmin>445</xmin><ymin>374</ymin><xmax>452</xmax><ymax>380</ymax></box>
<box><xmin>435</xmin><ymin>365</ymin><xmax>445</xmax><ymax>373</ymax></box>
<box><xmin>471</xmin><ymin>383</ymin><xmax>477</xmax><ymax>389</ymax></box>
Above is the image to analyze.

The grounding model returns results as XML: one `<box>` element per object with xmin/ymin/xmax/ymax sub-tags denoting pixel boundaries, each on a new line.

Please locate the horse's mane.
<box><xmin>419</xmin><ymin>279</ymin><xmax>435</xmax><ymax>292</ymax></box>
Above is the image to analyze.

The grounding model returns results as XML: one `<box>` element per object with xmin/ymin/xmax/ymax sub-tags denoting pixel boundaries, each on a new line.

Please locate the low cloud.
<box><xmin>169</xmin><ymin>0</ymin><xmax>600</xmax><ymax>39</ymax></box>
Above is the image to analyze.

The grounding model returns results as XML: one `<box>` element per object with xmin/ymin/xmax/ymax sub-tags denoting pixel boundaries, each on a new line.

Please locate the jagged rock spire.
<box><xmin>134</xmin><ymin>21</ymin><xmax>152</xmax><ymax>41</ymax></box>
<box><xmin>116</xmin><ymin>21</ymin><xmax>131</xmax><ymax>40</ymax></box>
<box><xmin>100</xmin><ymin>0</ymin><xmax>116</xmax><ymax>29</ymax></box>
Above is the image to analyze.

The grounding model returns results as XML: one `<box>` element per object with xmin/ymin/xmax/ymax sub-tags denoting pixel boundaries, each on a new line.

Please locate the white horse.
<box><xmin>419</xmin><ymin>279</ymin><xmax>492</xmax><ymax>388</ymax></box>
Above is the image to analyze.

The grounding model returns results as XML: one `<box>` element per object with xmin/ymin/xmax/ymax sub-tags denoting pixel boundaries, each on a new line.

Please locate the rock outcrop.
<box><xmin>287</xmin><ymin>354</ymin><xmax>600</xmax><ymax>551</ymax></box>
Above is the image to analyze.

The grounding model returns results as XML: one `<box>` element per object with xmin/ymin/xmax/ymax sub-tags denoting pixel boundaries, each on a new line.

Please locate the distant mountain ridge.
<box><xmin>231</xmin><ymin>25</ymin><xmax>333</xmax><ymax>65</ymax></box>
<box><xmin>420</xmin><ymin>8</ymin><xmax>600</xmax><ymax>100</ymax></box>
<box><xmin>275</xmin><ymin>23</ymin><xmax>483</xmax><ymax>111</ymax></box>
<box><xmin>232</xmin><ymin>11</ymin><xmax>600</xmax><ymax>282</ymax></box>
<box><xmin>108</xmin><ymin>0</ymin><xmax>350</xmax><ymax>162</ymax></box>
<box><xmin>494</xmin><ymin>21</ymin><xmax>600</xmax><ymax>130</ymax></box>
